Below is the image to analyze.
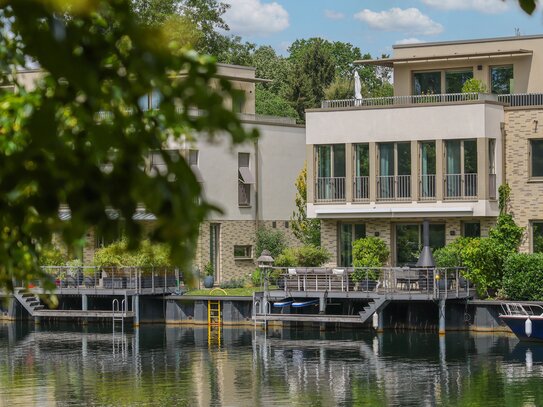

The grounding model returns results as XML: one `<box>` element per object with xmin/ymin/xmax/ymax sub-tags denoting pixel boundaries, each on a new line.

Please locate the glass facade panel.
<box><xmin>379</xmin><ymin>143</ymin><xmax>394</xmax><ymax>176</ymax></box>
<box><xmin>339</xmin><ymin>223</ymin><xmax>366</xmax><ymax>267</ymax></box>
<box><xmin>397</xmin><ymin>143</ymin><xmax>411</xmax><ymax>176</ymax></box>
<box><xmin>463</xmin><ymin>222</ymin><xmax>481</xmax><ymax>238</ymax></box>
<box><xmin>491</xmin><ymin>65</ymin><xmax>513</xmax><ymax>94</ymax></box>
<box><xmin>333</xmin><ymin>144</ymin><xmax>346</xmax><ymax>178</ymax></box>
<box><xmin>317</xmin><ymin>145</ymin><xmax>331</xmax><ymax>178</ymax></box>
<box><xmin>355</xmin><ymin>144</ymin><xmax>369</xmax><ymax>176</ymax></box>
<box><xmin>413</xmin><ymin>71</ymin><xmax>441</xmax><ymax>95</ymax></box>
<box><xmin>533</xmin><ymin>222</ymin><xmax>543</xmax><ymax>253</ymax></box>
<box><xmin>464</xmin><ymin>140</ymin><xmax>478</xmax><ymax>174</ymax></box>
<box><xmin>531</xmin><ymin>140</ymin><xmax>543</xmax><ymax>177</ymax></box>
<box><xmin>445</xmin><ymin>70</ymin><xmax>473</xmax><ymax>93</ymax></box>
<box><xmin>429</xmin><ymin>224</ymin><xmax>446</xmax><ymax>249</ymax></box>
<box><xmin>395</xmin><ymin>224</ymin><xmax>445</xmax><ymax>266</ymax></box>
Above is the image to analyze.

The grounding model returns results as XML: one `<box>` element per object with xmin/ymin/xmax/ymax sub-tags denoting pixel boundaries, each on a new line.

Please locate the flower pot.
<box><xmin>203</xmin><ymin>275</ymin><xmax>214</xmax><ymax>288</ymax></box>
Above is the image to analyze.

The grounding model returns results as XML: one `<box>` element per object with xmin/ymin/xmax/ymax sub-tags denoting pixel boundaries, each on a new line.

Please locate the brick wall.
<box><xmin>505</xmin><ymin>108</ymin><xmax>543</xmax><ymax>252</ymax></box>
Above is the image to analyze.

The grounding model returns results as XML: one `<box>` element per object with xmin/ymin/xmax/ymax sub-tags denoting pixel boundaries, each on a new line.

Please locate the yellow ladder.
<box><xmin>207</xmin><ymin>300</ymin><xmax>222</xmax><ymax>347</ymax></box>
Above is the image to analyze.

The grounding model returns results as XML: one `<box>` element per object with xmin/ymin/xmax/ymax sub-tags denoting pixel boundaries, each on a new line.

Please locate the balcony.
<box><xmin>419</xmin><ymin>175</ymin><xmax>436</xmax><ymax>201</ymax></box>
<box><xmin>320</xmin><ymin>92</ymin><xmax>543</xmax><ymax>109</ymax></box>
<box><xmin>353</xmin><ymin>176</ymin><xmax>369</xmax><ymax>202</ymax></box>
<box><xmin>444</xmin><ymin>174</ymin><xmax>478</xmax><ymax>200</ymax></box>
<box><xmin>316</xmin><ymin>177</ymin><xmax>345</xmax><ymax>203</ymax></box>
<box><xmin>377</xmin><ymin>175</ymin><xmax>411</xmax><ymax>202</ymax></box>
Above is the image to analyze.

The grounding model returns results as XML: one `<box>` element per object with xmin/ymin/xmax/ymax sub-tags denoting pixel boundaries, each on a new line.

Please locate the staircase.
<box><xmin>14</xmin><ymin>289</ymin><xmax>44</xmax><ymax>316</ymax></box>
<box><xmin>358</xmin><ymin>297</ymin><xmax>389</xmax><ymax>324</ymax></box>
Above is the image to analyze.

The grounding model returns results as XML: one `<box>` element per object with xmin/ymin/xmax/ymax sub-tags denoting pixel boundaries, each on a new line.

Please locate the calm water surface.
<box><xmin>0</xmin><ymin>323</ymin><xmax>541</xmax><ymax>406</ymax></box>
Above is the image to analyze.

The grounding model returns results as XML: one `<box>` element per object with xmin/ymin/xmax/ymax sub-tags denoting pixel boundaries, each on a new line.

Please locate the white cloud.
<box><xmin>354</xmin><ymin>8</ymin><xmax>443</xmax><ymax>35</ymax></box>
<box><xmin>421</xmin><ymin>0</ymin><xmax>508</xmax><ymax>14</ymax></box>
<box><xmin>395</xmin><ymin>37</ymin><xmax>425</xmax><ymax>45</ymax></box>
<box><xmin>324</xmin><ymin>9</ymin><xmax>345</xmax><ymax>20</ymax></box>
<box><xmin>223</xmin><ymin>0</ymin><xmax>289</xmax><ymax>37</ymax></box>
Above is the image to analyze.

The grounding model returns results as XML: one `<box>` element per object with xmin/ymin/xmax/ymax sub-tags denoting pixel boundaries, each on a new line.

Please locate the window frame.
<box><xmin>233</xmin><ymin>245</ymin><xmax>253</xmax><ymax>260</ymax></box>
<box><xmin>490</xmin><ymin>64</ymin><xmax>514</xmax><ymax>95</ymax></box>
<box><xmin>462</xmin><ymin>221</ymin><xmax>481</xmax><ymax>238</ymax></box>
<box><xmin>532</xmin><ymin>221</ymin><xmax>543</xmax><ymax>253</ymax></box>
<box><xmin>238</xmin><ymin>152</ymin><xmax>253</xmax><ymax>207</ymax></box>
<box><xmin>529</xmin><ymin>139</ymin><xmax>543</xmax><ymax>181</ymax></box>
<box><xmin>412</xmin><ymin>67</ymin><xmax>474</xmax><ymax>95</ymax></box>
<box><xmin>337</xmin><ymin>222</ymin><xmax>366</xmax><ymax>267</ymax></box>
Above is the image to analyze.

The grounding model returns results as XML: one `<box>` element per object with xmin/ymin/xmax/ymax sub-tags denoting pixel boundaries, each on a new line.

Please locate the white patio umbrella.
<box><xmin>354</xmin><ymin>71</ymin><xmax>363</xmax><ymax>104</ymax></box>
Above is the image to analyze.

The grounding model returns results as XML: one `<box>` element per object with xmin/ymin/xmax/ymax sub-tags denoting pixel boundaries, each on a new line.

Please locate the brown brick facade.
<box><xmin>504</xmin><ymin>108</ymin><xmax>543</xmax><ymax>252</ymax></box>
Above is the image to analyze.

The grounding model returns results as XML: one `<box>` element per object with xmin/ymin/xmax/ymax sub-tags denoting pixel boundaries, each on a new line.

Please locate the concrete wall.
<box><xmin>392</xmin><ymin>35</ymin><xmax>543</xmax><ymax>95</ymax></box>
<box><xmin>504</xmin><ymin>107</ymin><xmax>543</xmax><ymax>252</ymax></box>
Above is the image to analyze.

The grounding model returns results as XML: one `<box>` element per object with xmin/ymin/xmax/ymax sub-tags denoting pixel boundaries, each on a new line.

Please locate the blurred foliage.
<box><xmin>0</xmin><ymin>0</ymin><xmax>256</xmax><ymax>291</ymax></box>
<box><xmin>38</xmin><ymin>245</ymin><xmax>68</xmax><ymax>266</ymax></box>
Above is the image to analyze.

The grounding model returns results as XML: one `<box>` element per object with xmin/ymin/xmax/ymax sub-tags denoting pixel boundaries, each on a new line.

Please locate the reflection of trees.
<box><xmin>0</xmin><ymin>326</ymin><xmax>541</xmax><ymax>405</ymax></box>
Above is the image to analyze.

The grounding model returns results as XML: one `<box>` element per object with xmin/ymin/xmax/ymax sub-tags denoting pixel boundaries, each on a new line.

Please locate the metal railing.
<box><xmin>419</xmin><ymin>174</ymin><xmax>436</xmax><ymax>200</ymax></box>
<box><xmin>321</xmin><ymin>92</ymin><xmax>543</xmax><ymax>109</ymax></box>
<box><xmin>321</xmin><ymin>93</ymin><xmax>480</xmax><ymax>109</ymax></box>
<box><xmin>29</xmin><ymin>266</ymin><xmax>180</xmax><ymax>295</ymax></box>
<box><xmin>377</xmin><ymin>175</ymin><xmax>411</xmax><ymax>201</ymax></box>
<box><xmin>315</xmin><ymin>177</ymin><xmax>346</xmax><ymax>203</ymax></box>
<box><xmin>353</xmin><ymin>176</ymin><xmax>369</xmax><ymax>202</ymax></box>
<box><xmin>497</xmin><ymin>93</ymin><xmax>543</xmax><ymax>107</ymax></box>
<box><xmin>277</xmin><ymin>267</ymin><xmax>471</xmax><ymax>299</ymax></box>
<box><xmin>444</xmin><ymin>173</ymin><xmax>478</xmax><ymax>200</ymax></box>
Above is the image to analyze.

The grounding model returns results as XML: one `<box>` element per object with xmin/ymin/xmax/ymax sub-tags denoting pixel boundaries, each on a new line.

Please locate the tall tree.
<box><xmin>291</xmin><ymin>164</ymin><xmax>321</xmax><ymax>247</ymax></box>
<box><xmin>0</xmin><ymin>0</ymin><xmax>255</xmax><ymax>290</ymax></box>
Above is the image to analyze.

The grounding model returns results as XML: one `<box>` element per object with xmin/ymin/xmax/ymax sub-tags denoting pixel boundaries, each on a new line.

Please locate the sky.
<box><xmin>220</xmin><ymin>0</ymin><xmax>543</xmax><ymax>56</ymax></box>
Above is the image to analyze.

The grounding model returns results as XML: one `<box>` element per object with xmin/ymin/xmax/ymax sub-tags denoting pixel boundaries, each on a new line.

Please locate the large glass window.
<box><xmin>413</xmin><ymin>71</ymin><xmax>441</xmax><ymax>95</ymax></box>
<box><xmin>445</xmin><ymin>139</ymin><xmax>478</xmax><ymax>198</ymax></box>
<box><xmin>463</xmin><ymin>222</ymin><xmax>481</xmax><ymax>238</ymax></box>
<box><xmin>339</xmin><ymin>223</ymin><xmax>366</xmax><ymax>267</ymax></box>
<box><xmin>491</xmin><ymin>65</ymin><xmax>513</xmax><ymax>94</ymax></box>
<box><xmin>395</xmin><ymin>224</ymin><xmax>445</xmax><ymax>266</ymax></box>
<box><xmin>420</xmin><ymin>142</ymin><xmax>436</xmax><ymax>199</ymax></box>
<box><xmin>533</xmin><ymin>222</ymin><xmax>543</xmax><ymax>253</ymax></box>
<box><xmin>316</xmin><ymin>144</ymin><xmax>346</xmax><ymax>201</ymax></box>
<box><xmin>378</xmin><ymin>142</ymin><xmax>411</xmax><ymax>200</ymax></box>
<box><xmin>446</xmin><ymin>70</ymin><xmax>473</xmax><ymax>93</ymax></box>
<box><xmin>354</xmin><ymin>144</ymin><xmax>369</xmax><ymax>200</ymax></box>
<box><xmin>530</xmin><ymin>140</ymin><xmax>543</xmax><ymax>178</ymax></box>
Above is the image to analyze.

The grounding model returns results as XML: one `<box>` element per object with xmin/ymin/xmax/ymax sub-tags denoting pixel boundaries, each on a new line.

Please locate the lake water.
<box><xmin>0</xmin><ymin>323</ymin><xmax>541</xmax><ymax>406</ymax></box>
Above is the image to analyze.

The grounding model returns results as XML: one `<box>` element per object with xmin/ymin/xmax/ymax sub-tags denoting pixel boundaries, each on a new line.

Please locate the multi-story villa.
<box><xmin>16</xmin><ymin>64</ymin><xmax>305</xmax><ymax>283</ymax></box>
<box><xmin>307</xmin><ymin>35</ymin><xmax>543</xmax><ymax>267</ymax></box>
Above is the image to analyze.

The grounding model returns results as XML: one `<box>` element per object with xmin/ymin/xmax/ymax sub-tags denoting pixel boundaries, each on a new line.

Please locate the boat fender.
<box><xmin>525</xmin><ymin>318</ymin><xmax>532</xmax><ymax>337</ymax></box>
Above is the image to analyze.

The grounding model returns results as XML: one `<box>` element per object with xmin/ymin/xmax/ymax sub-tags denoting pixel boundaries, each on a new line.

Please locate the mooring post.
<box><xmin>439</xmin><ymin>298</ymin><xmax>446</xmax><ymax>335</ymax></box>
<box><xmin>376</xmin><ymin>311</ymin><xmax>385</xmax><ymax>333</ymax></box>
<box><xmin>82</xmin><ymin>294</ymin><xmax>88</xmax><ymax>326</ymax></box>
<box><xmin>132</xmin><ymin>295</ymin><xmax>140</xmax><ymax>327</ymax></box>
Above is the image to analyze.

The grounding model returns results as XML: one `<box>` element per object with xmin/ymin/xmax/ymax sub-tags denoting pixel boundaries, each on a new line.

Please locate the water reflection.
<box><xmin>0</xmin><ymin>323</ymin><xmax>542</xmax><ymax>406</ymax></box>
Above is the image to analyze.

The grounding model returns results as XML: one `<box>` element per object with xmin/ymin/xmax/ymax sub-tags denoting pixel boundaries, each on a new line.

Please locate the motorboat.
<box><xmin>499</xmin><ymin>303</ymin><xmax>543</xmax><ymax>341</ymax></box>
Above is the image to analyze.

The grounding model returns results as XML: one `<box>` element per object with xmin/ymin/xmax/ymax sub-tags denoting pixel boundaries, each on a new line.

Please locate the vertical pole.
<box><xmin>376</xmin><ymin>311</ymin><xmax>385</xmax><ymax>333</ymax></box>
<box><xmin>133</xmin><ymin>295</ymin><xmax>140</xmax><ymax>328</ymax></box>
<box><xmin>82</xmin><ymin>294</ymin><xmax>88</xmax><ymax>326</ymax></box>
<box><xmin>439</xmin><ymin>298</ymin><xmax>446</xmax><ymax>335</ymax></box>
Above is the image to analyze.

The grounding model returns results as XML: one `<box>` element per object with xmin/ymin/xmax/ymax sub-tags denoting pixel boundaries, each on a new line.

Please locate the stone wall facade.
<box><xmin>504</xmin><ymin>107</ymin><xmax>543</xmax><ymax>252</ymax></box>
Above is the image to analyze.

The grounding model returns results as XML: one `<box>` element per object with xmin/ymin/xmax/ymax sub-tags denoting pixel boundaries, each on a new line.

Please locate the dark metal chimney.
<box><xmin>416</xmin><ymin>219</ymin><xmax>435</xmax><ymax>268</ymax></box>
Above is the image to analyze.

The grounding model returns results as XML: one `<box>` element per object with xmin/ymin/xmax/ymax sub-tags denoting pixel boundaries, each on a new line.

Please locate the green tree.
<box><xmin>291</xmin><ymin>163</ymin><xmax>321</xmax><ymax>247</ymax></box>
<box><xmin>255</xmin><ymin>227</ymin><xmax>286</xmax><ymax>259</ymax></box>
<box><xmin>0</xmin><ymin>0</ymin><xmax>256</xmax><ymax>290</ymax></box>
<box><xmin>255</xmin><ymin>87</ymin><xmax>298</xmax><ymax>119</ymax></box>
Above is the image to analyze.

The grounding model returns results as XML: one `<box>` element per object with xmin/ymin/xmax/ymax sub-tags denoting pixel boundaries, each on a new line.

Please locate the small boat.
<box><xmin>499</xmin><ymin>303</ymin><xmax>543</xmax><ymax>341</ymax></box>
<box><xmin>291</xmin><ymin>299</ymin><xmax>319</xmax><ymax>308</ymax></box>
<box><xmin>273</xmin><ymin>297</ymin><xmax>294</xmax><ymax>307</ymax></box>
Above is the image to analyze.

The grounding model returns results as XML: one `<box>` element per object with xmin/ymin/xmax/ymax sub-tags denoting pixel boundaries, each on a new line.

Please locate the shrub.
<box><xmin>502</xmin><ymin>253</ymin><xmax>543</xmax><ymax>301</ymax></box>
<box><xmin>204</xmin><ymin>262</ymin><xmax>214</xmax><ymax>277</ymax></box>
<box><xmin>351</xmin><ymin>237</ymin><xmax>389</xmax><ymax>281</ymax></box>
<box><xmin>93</xmin><ymin>238</ymin><xmax>171</xmax><ymax>268</ymax></box>
<box><xmin>461</xmin><ymin>237</ymin><xmax>502</xmax><ymax>297</ymax></box>
<box><xmin>255</xmin><ymin>227</ymin><xmax>287</xmax><ymax>259</ymax></box>
<box><xmin>462</xmin><ymin>78</ymin><xmax>488</xmax><ymax>93</ymax></box>
<box><xmin>433</xmin><ymin>237</ymin><xmax>472</xmax><ymax>268</ymax></box>
<box><xmin>220</xmin><ymin>278</ymin><xmax>246</xmax><ymax>289</ymax></box>
<box><xmin>274</xmin><ymin>246</ymin><xmax>330</xmax><ymax>268</ymax></box>
<box><xmin>39</xmin><ymin>245</ymin><xmax>68</xmax><ymax>266</ymax></box>
<box><xmin>251</xmin><ymin>268</ymin><xmax>262</xmax><ymax>287</ymax></box>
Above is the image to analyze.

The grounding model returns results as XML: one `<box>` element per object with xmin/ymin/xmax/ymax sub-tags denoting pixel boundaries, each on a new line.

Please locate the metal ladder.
<box><xmin>207</xmin><ymin>300</ymin><xmax>222</xmax><ymax>347</ymax></box>
<box><xmin>112</xmin><ymin>298</ymin><xmax>126</xmax><ymax>335</ymax></box>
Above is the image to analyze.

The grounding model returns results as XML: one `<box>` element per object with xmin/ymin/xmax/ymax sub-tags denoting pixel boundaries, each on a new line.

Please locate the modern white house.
<box><xmin>307</xmin><ymin>35</ymin><xmax>543</xmax><ymax>267</ymax></box>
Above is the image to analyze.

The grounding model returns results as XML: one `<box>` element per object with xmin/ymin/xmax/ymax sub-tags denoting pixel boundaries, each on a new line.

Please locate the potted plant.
<box><xmin>203</xmin><ymin>262</ymin><xmax>215</xmax><ymax>288</ymax></box>
<box><xmin>351</xmin><ymin>237</ymin><xmax>390</xmax><ymax>291</ymax></box>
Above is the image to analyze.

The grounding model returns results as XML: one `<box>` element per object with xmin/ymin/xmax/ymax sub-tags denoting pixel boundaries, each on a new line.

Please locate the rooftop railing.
<box><xmin>321</xmin><ymin>92</ymin><xmax>543</xmax><ymax>109</ymax></box>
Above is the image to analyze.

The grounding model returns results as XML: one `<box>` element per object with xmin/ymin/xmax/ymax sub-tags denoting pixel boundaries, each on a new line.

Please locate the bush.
<box><xmin>462</xmin><ymin>78</ymin><xmax>487</xmax><ymax>93</ymax></box>
<box><xmin>93</xmin><ymin>238</ymin><xmax>171</xmax><ymax>267</ymax></box>
<box><xmin>433</xmin><ymin>237</ymin><xmax>472</xmax><ymax>268</ymax></box>
<box><xmin>204</xmin><ymin>262</ymin><xmax>214</xmax><ymax>277</ymax></box>
<box><xmin>255</xmin><ymin>227</ymin><xmax>287</xmax><ymax>259</ymax></box>
<box><xmin>351</xmin><ymin>237</ymin><xmax>389</xmax><ymax>281</ymax></box>
<box><xmin>502</xmin><ymin>253</ymin><xmax>543</xmax><ymax>301</ymax></box>
<box><xmin>461</xmin><ymin>237</ymin><xmax>502</xmax><ymax>297</ymax></box>
<box><xmin>220</xmin><ymin>278</ymin><xmax>246</xmax><ymax>289</ymax></box>
<box><xmin>274</xmin><ymin>245</ymin><xmax>330</xmax><ymax>268</ymax></box>
<box><xmin>39</xmin><ymin>245</ymin><xmax>68</xmax><ymax>266</ymax></box>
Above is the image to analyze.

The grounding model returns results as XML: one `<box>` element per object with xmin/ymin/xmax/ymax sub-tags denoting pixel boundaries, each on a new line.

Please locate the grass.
<box><xmin>184</xmin><ymin>286</ymin><xmax>278</xmax><ymax>297</ymax></box>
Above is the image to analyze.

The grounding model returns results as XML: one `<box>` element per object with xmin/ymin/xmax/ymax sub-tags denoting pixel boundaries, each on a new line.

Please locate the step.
<box><xmin>33</xmin><ymin>305</ymin><xmax>44</xmax><ymax>310</ymax></box>
<box><xmin>27</xmin><ymin>301</ymin><xmax>40</xmax><ymax>307</ymax></box>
